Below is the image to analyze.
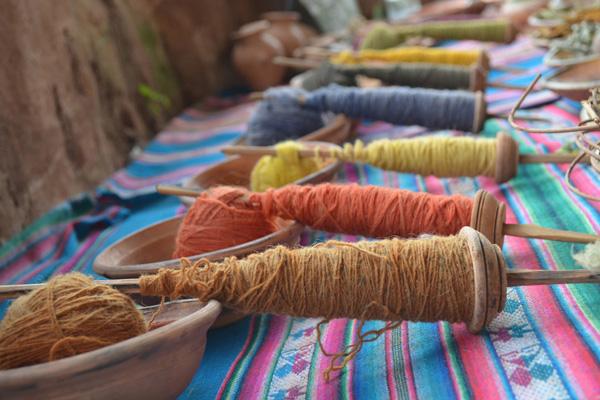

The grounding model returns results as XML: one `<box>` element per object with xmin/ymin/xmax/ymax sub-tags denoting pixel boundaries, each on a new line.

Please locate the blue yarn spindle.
<box><xmin>246</xmin><ymin>87</ymin><xmax>324</xmax><ymax>146</ymax></box>
<box><xmin>303</xmin><ymin>85</ymin><xmax>477</xmax><ymax>132</ymax></box>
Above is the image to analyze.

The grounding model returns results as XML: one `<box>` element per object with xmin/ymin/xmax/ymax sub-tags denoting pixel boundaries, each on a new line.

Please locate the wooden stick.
<box><xmin>507</xmin><ymin>269</ymin><xmax>600</xmax><ymax>286</ymax></box>
<box><xmin>503</xmin><ymin>223</ymin><xmax>600</xmax><ymax>244</ymax></box>
<box><xmin>518</xmin><ymin>152</ymin><xmax>577</xmax><ymax>164</ymax></box>
<box><xmin>156</xmin><ymin>184</ymin><xmax>201</xmax><ymax>198</ymax></box>
<box><xmin>0</xmin><ymin>279</ymin><xmax>140</xmax><ymax>300</ymax></box>
<box><xmin>1</xmin><ymin>269</ymin><xmax>598</xmax><ymax>300</ymax></box>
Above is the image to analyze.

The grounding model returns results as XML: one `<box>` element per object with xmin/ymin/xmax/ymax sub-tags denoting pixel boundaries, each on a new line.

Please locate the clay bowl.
<box><xmin>543</xmin><ymin>49</ymin><xmax>600</xmax><ymax>68</ymax></box>
<box><xmin>237</xmin><ymin>113</ymin><xmax>353</xmax><ymax>145</ymax></box>
<box><xmin>543</xmin><ymin>58</ymin><xmax>600</xmax><ymax>100</ymax></box>
<box><xmin>93</xmin><ymin>215</ymin><xmax>303</xmax><ymax>278</ymax></box>
<box><xmin>184</xmin><ymin>140</ymin><xmax>344</xmax><ymax>191</ymax></box>
<box><xmin>0</xmin><ymin>299</ymin><xmax>221</xmax><ymax>400</ymax></box>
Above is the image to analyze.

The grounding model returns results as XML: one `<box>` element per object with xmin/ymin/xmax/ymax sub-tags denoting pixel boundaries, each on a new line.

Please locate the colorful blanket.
<box><xmin>1</xmin><ymin>39</ymin><xmax>599</xmax><ymax>399</ymax></box>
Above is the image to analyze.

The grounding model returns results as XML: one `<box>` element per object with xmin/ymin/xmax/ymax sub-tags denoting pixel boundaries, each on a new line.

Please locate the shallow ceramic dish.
<box><xmin>93</xmin><ymin>215</ymin><xmax>303</xmax><ymax>278</ymax></box>
<box><xmin>0</xmin><ymin>299</ymin><xmax>221</xmax><ymax>400</ymax></box>
<box><xmin>542</xmin><ymin>58</ymin><xmax>600</xmax><ymax>100</ymax></box>
<box><xmin>543</xmin><ymin>48</ymin><xmax>600</xmax><ymax>67</ymax></box>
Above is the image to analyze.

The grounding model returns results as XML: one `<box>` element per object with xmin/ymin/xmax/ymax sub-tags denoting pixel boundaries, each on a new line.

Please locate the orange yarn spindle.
<box><xmin>174</xmin><ymin>184</ymin><xmax>473</xmax><ymax>257</ymax></box>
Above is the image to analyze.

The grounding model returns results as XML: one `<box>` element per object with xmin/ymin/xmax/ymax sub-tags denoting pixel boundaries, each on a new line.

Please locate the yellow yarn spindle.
<box><xmin>330</xmin><ymin>47</ymin><xmax>483</xmax><ymax>67</ymax></box>
<box><xmin>249</xmin><ymin>137</ymin><xmax>498</xmax><ymax>190</ymax></box>
<box><xmin>337</xmin><ymin>137</ymin><xmax>497</xmax><ymax>177</ymax></box>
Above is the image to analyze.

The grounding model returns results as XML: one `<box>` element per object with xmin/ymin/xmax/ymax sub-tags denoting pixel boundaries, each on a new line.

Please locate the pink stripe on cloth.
<box><xmin>401</xmin><ymin>323</ymin><xmax>418</xmax><ymax>400</ymax></box>
<box><xmin>107</xmin><ymin>165</ymin><xmax>208</xmax><ymax>190</ymax></box>
<box><xmin>453</xmin><ymin>325</ymin><xmax>509</xmax><ymax>399</ymax></box>
<box><xmin>156</xmin><ymin>124</ymin><xmax>246</xmax><ymax>145</ymax></box>
<box><xmin>311</xmin><ymin>319</ymin><xmax>349</xmax><ymax>398</ymax></box>
<box><xmin>238</xmin><ymin>315</ymin><xmax>289</xmax><ymax>399</ymax></box>
<box><xmin>385</xmin><ymin>329</ymin><xmax>398</xmax><ymax>400</ymax></box>
<box><xmin>0</xmin><ymin>231</ymin><xmax>66</xmax><ymax>282</ymax></box>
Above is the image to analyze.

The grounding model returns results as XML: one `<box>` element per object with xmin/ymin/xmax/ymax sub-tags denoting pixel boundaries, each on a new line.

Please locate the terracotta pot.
<box><xmin>232</xmin><ymin>20</ymin><xmax>286</xmax><ymax>91</ymax></box>
<box><xmin>262</xmin><ymin>11</ymin><xmax>317</xmax><ymax>55</ymax></box>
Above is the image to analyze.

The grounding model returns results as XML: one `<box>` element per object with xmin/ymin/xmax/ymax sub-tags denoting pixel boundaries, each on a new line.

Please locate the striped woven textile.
<box><xmin>1</xmin><ymin>38</ymin><xmax>599</xmax><ymax>399</ymax></box>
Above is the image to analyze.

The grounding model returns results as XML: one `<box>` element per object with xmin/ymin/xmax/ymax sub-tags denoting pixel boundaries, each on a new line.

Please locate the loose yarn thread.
<box><xmin>303</xmin><ymin>85</ymin><xmax>477</xmax><ymax>131</ymax></box>
<box><xmin>250</xmin><ymin>137</ymin><xmax>497</xmax><ymax>190</ymax></box>
<box><xmin>330</xmin><ymin>47</ymin><xmax>483</xmax><ymax>66</ymax></box>
<box><xmin>0</xmin><ymin>273</ymin><xmax>147</xmax><ymax>370</ymax></box>
<box><xmin>174</xmin><ymin>183</ymin><xmax>473</xmax><ymax>255</ymax></box>
<box><xmin>246</xmin><ymin>87</ymin><xmax>324</xmax><ymax>146</ymax></box>
<box><xmin>142</xmin><ymin>234</ymin><xmax>475</xmax><ymax>377</ymax></box>
<box><xmin>300</xmin><ymin>62</ymin><xmax>474</xmax><ymax>91</ymax></box>
<box><xmin>362</xmin><ymin>19</ymin><xmax>512</xmax><ymax>49</ymax></box>
<box><xmin>250</xmin><ymin>141</ymin><xmax>325</xmax><ymax>192</ymax></box>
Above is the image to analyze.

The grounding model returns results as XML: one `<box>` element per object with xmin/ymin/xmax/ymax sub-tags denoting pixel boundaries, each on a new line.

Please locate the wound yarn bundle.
<box><xmin>246</xmin><ymin>87</ymin><xmax>324</xmax><ymax>146</ymax></box>
<box><xmin>143</xmin><ymin>233</ymin><xmax>476</xmax><ymax>376</ymax></box>
<box><xmin>173</xmin><ymin>183</ymin><xmax>473</xmax><ymax>256</ymax></box>
<box><xmin>250</xmin><ymin>141</ymin><xmax>324</xmax><ymax>192</ymax></box>
<box><xmin>0</xmin><ymin>273</ymin><xmax>147</xmax><ymax>370</ymax></box>
<box><xmin>300</xmin><ymin>62</ymin><xmax>474</xmax><ymax>91</ymax></box>
<box><xmin>303</xmin><ymin>85</ymin><xmax>478</xmax><ymax>131</ymax></box>
<box><xmin>330</xmin><ymin>47</ymin><xmax>483</xmax><ymax>66</ymax></box>
<box><xmin>250</xmin><ymin>137</ymin><xmax>497</xmax><ymax>190</ymax></box>
<box><xmin>362</xmin><ymin>19</ymin><xmax>513</xmax><ymax>49</ymax></box>
<box><xmin>173</xmin><ymin>186</ymin><xmax>278</xmax><ymax>258</ymax></box>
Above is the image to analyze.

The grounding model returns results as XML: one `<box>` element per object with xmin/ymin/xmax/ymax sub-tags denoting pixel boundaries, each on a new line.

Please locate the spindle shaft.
<box><xmin>502</xmin><ymin>223</ymin><xmax>600</xmax><ymax>244</ymax></box>
<box><xmin>2</xmin><ymin>271</ymin><xmax>598</xmax><ymax>300</ymax></box>
<box><xmin>221</xmin><ymin>134</ymin><xmax>576</xmax><ymax>183</ymax></box>
<box><xmin>155</xmin><ymin>185</ymin><xmax>599</xmax><ymax>246</ymax></box>
<box><xmin>507</xmin><ymin>270</ymin><xmax>600</xmax><ymax>286</ymax></box>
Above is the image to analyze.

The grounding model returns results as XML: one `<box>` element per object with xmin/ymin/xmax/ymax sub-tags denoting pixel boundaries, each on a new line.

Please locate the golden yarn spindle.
<box><xmin>330</xmin><ymin>47</ymin><xmax>486</xmax><ymax>68</ymax></box>
<box><xmin>140</xmin><ymin>227</ymin><xmax>502</xmax><ymax>377</ymax></box>
<box><xmin>0</xmin><ymin>273</ymin><xmax>147</xmax><ymax>370</ymax></box>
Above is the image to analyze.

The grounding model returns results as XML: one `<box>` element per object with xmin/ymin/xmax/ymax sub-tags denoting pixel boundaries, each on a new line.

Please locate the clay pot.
<box><xmin>232</xmin><ymin>20</ymin><xmax>286</xmax><ymax>91</ymax></box>
<box><xmin>262</xmin><ymin>11</ymin><xmax>317</xmax><ymax>55</ymax></box>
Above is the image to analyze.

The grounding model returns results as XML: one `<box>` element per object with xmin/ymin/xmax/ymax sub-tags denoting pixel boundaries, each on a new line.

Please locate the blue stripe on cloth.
<box><xmin>179</xmin><ymin>316</ymin><xmax>253</xmax><ymax>400</ymax></box>
<box><xmin>409</xmin><ymin>323</ymin><xmax>457</xmax><ymax>399</ymax></box>
<box><xmin>143</xmin><ymin>131</ymin><xmax>240</xmax><ymax>153</ymax></box>
<box><xmin>124</xmin><ymin>152</ymin><xmax>226</xmax><ymax>178</ymax></box>
<box><xmin>352</xmin><ymin>321</ymin><xmax>390</xmax><ymax>399</ymax></box>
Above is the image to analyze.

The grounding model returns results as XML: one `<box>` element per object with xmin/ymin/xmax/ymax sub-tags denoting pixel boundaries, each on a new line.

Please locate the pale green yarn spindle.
<box><xmin>362</xmin><ymin>19</ymin><xmax>513</xmax><ymax>49</ymax></box>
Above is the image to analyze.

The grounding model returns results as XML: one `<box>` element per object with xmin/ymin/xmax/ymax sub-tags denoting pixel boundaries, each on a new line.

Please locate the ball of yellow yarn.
<box><xmin>0</xmin><ymin>273</ymin><xmax>147</xmax><ymax>370</ymax></box>
<box><xmin>250</xmin><ymin>141</ymin><xmax>324</xmax><ymax>192</ymax></box>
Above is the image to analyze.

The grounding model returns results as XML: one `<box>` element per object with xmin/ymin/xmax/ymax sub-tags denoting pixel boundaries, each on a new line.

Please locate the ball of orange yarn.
<box><xmin>173</xmin><ymin>186</ymin><xmax>278</xmax><ymax>258</ymax></box>
<box><xmin>0</xmin><ymin>273</ymin><xmax>147</xmax><ymax>370</ymax></box>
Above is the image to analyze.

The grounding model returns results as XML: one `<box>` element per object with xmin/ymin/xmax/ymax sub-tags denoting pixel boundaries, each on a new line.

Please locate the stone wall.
<box><xmin>0</xmin><ymin>0</ymin><xmax>280</xmax><ymax>242</ymax></box>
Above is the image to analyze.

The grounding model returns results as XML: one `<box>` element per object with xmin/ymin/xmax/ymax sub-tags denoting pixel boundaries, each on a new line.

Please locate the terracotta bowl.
<box><xmin>0</xmin><ymin>300</ymin><xmax>221</xmax><ymax>400</ymax></box>
<box><xmin>236</xmin><ymin>113</ymin><xmax>353</xmax><ymax>146</ymax></box>
<box><xmin>543</xmin><ymin>58</ymin><xmax>600</xmax><ymax>100</ymax></box>
<box><xmin>93</xmin><ymin>216</ymin><xmax>303</xmax><ymax>278</ymax></box>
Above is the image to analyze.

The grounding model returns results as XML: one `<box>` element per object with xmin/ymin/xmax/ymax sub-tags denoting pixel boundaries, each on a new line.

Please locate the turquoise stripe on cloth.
<box><xmin>1</xmin><ymin>38</ymin><xmax>599</xmax><ymax>399</ymax></box>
